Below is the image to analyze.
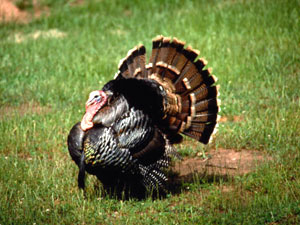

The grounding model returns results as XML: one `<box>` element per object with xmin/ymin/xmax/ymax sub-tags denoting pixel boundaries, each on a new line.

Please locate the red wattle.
<box><xmin>80</xmin><ymin>103</ymin><xmax>101</xmax><ymax>131</ymax></box>
<box><xmin>81</xmin><ymin>112</ymin><xmax>93</xmax><ymax>131</ymax></box>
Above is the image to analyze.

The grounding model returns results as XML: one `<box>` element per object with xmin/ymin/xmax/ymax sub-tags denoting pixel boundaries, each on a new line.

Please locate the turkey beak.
<box><xmin>87</xmin><ymin>97</ymin><xmax>101</xmax><ymax>107</ymax></box>
<box><xmin>86</xmin><ymin>91</ymin><xmax>102</xmax><ymax>107</ymax></box>
<box><xmin>86</xmin><ymin>98</ymin><xmax>95</xmax><ymax>107</ymax></box>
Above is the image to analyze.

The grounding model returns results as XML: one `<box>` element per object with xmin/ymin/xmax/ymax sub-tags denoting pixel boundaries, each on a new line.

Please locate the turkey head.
<box><xmin>80</xmin><ymin>90</ymin><xmax>108</xmax><ymax>131</ymax></box>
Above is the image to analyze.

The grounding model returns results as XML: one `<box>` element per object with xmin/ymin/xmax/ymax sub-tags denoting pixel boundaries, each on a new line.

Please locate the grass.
<box><xmin>0</xmin><ymin>0</ymin><xmax>299</xmax><ymax>224</ymax></box>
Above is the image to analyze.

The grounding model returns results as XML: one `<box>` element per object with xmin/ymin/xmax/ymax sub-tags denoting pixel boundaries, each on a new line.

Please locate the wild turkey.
<box><xmin>67</xmin><ymin>35</ymin><xmax>220</xmax><ymax>196</ymax></box>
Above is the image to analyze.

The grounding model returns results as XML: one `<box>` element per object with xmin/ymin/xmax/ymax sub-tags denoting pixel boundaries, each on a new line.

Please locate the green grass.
<box><xmin>0</xmin><ymin>0</ymin><xmax>299</xmax><ymax>224</ymax></box>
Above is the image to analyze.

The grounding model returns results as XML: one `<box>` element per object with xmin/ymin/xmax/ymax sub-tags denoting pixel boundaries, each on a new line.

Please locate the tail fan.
<box><xmin>115</xmin><ymin>36</ymin><xmax>220</xmax><ymax>144</ymax></box>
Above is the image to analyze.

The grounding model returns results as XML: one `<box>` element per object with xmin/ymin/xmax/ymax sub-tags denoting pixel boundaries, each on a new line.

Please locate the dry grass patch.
<box><xmin>12</xmin><ymin>29</ymin><xmax>67</xmax><ymax>43</ymax></box>
<box><xmin>0</xmin><ymin>102</ymin><xmax>52</xmax><ymax>119</ymax></box>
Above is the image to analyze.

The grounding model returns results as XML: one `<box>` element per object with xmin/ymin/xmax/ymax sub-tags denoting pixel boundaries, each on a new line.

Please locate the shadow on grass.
<box><xmin>84</xmin><ymin>169</ymin><xmax>233</xmax><ymax>201</ymax></box>
<box><xmin>166</xmin><ymin>169</ymin><xmax>232</xmax><ymax>195</ymax></box>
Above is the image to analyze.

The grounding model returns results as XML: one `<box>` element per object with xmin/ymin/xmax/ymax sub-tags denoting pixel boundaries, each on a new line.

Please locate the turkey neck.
<box><xmin>92</xmin><ymin>95</ymin><xmax>129</xmax><ymax>127</ymax></box>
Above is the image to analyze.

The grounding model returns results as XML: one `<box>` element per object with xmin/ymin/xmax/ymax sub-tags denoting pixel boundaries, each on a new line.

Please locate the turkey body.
<box><xmin>67</xmin><ymin>36</ymin><xmax>220</xmax><ymax>196</ymax></box>
<box><xmin>68</xmin><ymin>80</ymin><xmax>172</xmax><ymax>194</ymax></box>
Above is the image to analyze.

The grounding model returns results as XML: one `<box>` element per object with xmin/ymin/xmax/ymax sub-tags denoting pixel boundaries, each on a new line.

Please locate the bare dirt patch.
<box><xmin>219</xmin><ymin>115</ymin><xmax>244</xmax><ymax>123</ymax></box>
<box><xmin>172</xmin><ymin>148</ymin><xmax>271</xmax><ymax>181</ymax></box>
<box><xmin>0</xmin><ymin>0</ymin><xmax>49</xmax><ymax>24</ymax></box>
<box><xmin>0</xmin><ymin>0</ymin><xmax>29</xmax><ymax>23</ymax></box>
<box><xmin>69</xmin><ymin>0</ymin><xmax>85</xmax><ymax>6</ymax></box>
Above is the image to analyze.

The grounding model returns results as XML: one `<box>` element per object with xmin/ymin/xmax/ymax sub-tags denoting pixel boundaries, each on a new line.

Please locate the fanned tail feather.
<box><xmin>116</xmin><ymin>36</ymin><xmax>220</xmax><ymax>144</ymax></box>
<box><xmin>116</xmin><ymin>44</ymin><xmax>147</xmax><ymax>79</ymax></box>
